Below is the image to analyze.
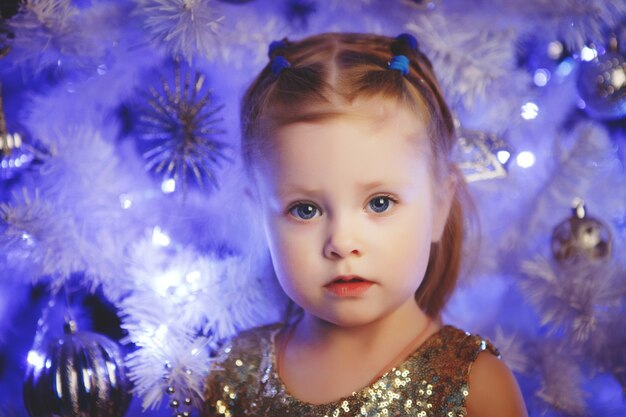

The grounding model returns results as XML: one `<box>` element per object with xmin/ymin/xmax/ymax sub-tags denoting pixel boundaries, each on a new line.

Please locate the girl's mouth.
<box><xmin>324</xmin><ymin>275</ymin><xmax>374</xmax><ymax>297</ymax></box>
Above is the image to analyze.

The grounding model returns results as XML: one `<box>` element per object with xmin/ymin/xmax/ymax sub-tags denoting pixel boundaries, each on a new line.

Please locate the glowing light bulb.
<box><xmin>496</xmin><ymin>150</ymin><xmax>511</xmax><ymax>165</ymax></box>
<box><xmin>119</xmin><ymin>194</ymin><xmax>133</xmax><ymax>209</ymax></box>
<box><xmin>185</xmin><ymin>270</ymin><xmax>201</xmax><ymax>284</ymax></box>
<box><xmin>533</xmin><ymin>69</ymin><xmax>550</xmax><ymax>87</ymax></box>
<box><xmin>152</xmin><ymin>226</ymin><xmax>171</xmax><ymax>247</ymax></box>
<box><xmin>27</xmin><ymin>350</ymin><xmax>45</xmax><ymax>371</ymax></box>
<box><xmin>516</xmin><ymin>151</ymin><xmax>536</xmax><ymax>168</ymax></box>
<box><xmin>161</xmin><ymin>178</ymin><xmax>176</xmax><ymax>194</ymax></box>
<box><xmin>580</xmin><ymin>46</ymin><xmax>597</xmax><ymax>62</ymax></box>
<box><xmin>521</xmin><ymin>102</ymin><xmax>539</xmax><ymax>120</ymax></box>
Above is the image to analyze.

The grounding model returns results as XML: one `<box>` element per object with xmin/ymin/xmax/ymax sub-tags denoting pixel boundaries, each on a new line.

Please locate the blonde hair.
<box><xmin>241</xmin><ymin>32</ymin><xmax>468</xmax><ymax>318</ymax></box>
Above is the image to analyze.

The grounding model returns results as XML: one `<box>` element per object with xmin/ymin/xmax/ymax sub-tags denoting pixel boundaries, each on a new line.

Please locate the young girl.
<box><xmin>202</xmin><ymin>32</ymin><xmax>528</xmax><ymax>417</ymax></box>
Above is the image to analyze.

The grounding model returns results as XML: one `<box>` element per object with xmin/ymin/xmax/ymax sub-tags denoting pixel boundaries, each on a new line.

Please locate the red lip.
<box><xmin>324</xmin><ymin>275</ymin><xmax>374</xmax><ymax>298</ymax></box>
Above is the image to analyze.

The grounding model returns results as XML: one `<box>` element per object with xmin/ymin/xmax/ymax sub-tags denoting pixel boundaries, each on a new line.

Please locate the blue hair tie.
<box><xmin>268</xmin><ymin>39</ymin><xmax>291</xmax><ymax>76</ymax></box>
<box><xmin>388</xmin><ymin>54</ymin><xmax>410</xmax><ymax>76</ymax></box>
<box><xmin>270</xmin><ymin>55</ymin><xmax>291</xmax><ymax>75</ymax></box>
<box><xmin>395</xmin><ymin>33</ymin><xmax>418</xmax><ymax>52</ymax></box>
<box><xmin>268</xmin><ymin>40</ymin><xmax>286</xmax><ymax>58</ymax></box>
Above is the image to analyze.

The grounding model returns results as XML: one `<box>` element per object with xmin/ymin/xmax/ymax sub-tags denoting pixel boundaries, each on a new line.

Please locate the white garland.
<box><xmin>405</xmin><ymin>12</ymin><xmax>517</xmax><ymax>109</ymax></box>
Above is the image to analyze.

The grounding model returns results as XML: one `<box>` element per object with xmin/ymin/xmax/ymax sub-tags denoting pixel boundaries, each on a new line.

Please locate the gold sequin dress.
<box><xmin>202</xmin><ymin>324</ymin><xmax>498</xmax><ymax>417</ymax></box>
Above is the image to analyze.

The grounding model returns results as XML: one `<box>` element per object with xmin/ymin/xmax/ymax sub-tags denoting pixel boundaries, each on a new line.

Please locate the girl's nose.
<box><xmin>323</xmin><ymin>217</ymin><xmax>361</xmax><ymax>259</ymax></box>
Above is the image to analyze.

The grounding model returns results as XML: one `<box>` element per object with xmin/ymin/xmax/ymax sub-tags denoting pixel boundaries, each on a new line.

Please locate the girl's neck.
<box><xmin>294</xmin><ymin>301</ymin><xmax>434</xmax><ymax>353</ymax></box>
<box><xmin>276</xmin><ymin>301</ymin><xmax>439</xmax><ymax>404</ymax></box>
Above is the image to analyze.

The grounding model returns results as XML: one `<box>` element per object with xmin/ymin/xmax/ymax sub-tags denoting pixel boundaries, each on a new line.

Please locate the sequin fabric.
<box><xmin>202</xmin><ymin>324</ymin><xmax>498</xmax><ymax>417</ymax></box>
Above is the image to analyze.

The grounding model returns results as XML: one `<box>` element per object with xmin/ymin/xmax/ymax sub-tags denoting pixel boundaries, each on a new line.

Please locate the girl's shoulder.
<box><xmin>427</xmin><ymin>324</ymin><xmax>500</xmax><ymax>361</ymax></box>
<box><xmin>202</xmin><ymin>323</ymin><xmax>282</xmax><ymax>415</ymax></box>
<box><xmin>432</xmin><ymin>326</ymin><xmax>527</xmax><ymax>417</ymax></box>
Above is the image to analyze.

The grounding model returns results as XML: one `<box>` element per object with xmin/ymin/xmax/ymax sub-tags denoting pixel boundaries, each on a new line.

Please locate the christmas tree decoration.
<box><xmin>134</xmin><ymin>0</ymin><xmax>225</xmax><ymax>63</ymax></box>
<box><xmin>453</xmin><ymin>128</ymin><xmax>512</xmax><ymax>182</ymax></box>
<box><xmin>576</xmin><ymin>38</ymin><xmax>626</xmax><ymax>120</ymax></box>
<box><xmin>0</xmin><ymin>83</ymin><xmax>37</xmax><ymax>181</ymax></box>
<box><xmin>23</xmin><ymin>320</ymin><xmax>131</xmax><ymax>417</ymax></box>
<box><xmin>134</xmin><ymin>61</ymin><xmax>231</xmax><ymax>193</ymax></box>
<box><xmin>122</xmin><ymin>323</ymin><xmax>212</xmax><ymax>411</ymax></box>
<box><xmin>551</xmin><ymin>198</ymin><xmax>612</xmax><ymax>264</ymax></box>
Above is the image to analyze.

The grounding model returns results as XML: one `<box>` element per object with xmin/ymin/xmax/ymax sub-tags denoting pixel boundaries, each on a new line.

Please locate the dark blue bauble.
<box><xmin>577</xmin><ymin>51</ymin><xmax>626</xmax><ymax>120</ymax></box>
<box><xmin>23</xmin><ymin>323</ymin><xmax>132</xmax><ymax>417</ymax></box>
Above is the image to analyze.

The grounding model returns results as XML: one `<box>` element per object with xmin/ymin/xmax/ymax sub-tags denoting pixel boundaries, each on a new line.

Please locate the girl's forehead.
<box><xmin>271</xmin><ymin>99</ymin><xmax>431</xmax><ymax>154</ymax></box>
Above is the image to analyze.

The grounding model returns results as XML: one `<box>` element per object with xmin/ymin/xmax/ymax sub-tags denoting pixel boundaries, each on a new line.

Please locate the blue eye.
<box><xmin>289</xmin><ymin>203</ymin><xmax>319</xmax><ymax>220</ymax></box>
<box><xmin>368</xmin><ymin>196</ymin><xmax>395</xmax><ymax>213</ymax></box>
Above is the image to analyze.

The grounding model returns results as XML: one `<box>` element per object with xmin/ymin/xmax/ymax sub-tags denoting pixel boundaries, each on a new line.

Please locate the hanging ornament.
<box><xmin>576</xmin><ymin>37</ymin><xmax>626</xmax><ymax>120</ymax></box>
<box><xmin>453</xmin><ymin>128</ymin><xmax>512</xmax><ymax>182</ymax></box>
<box><xmin>0</xmin><ymin>81</ymin><xmax>37</xmax><ymax>181</ymax></box>
<box><xmin>551</xmin><ymin>198</ymin><xmax>612</xmax><ymax>265</ymax></box>
<box><xmin>23</xmin><ymin>320</ymin><xmax>132</xmax><ymax>417</ymax></box>
<box><xmin>133</xmin><ymin>60</ymin><xmax>231</xmax><ymax>194</ymax></box>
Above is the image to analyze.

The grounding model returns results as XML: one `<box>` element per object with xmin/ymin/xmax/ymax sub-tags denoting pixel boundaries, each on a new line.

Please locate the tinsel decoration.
<box><xmin>577</xmin><ymin>37</ymin><xmax>626</xmax><ymax>120</ymax></box>
<box><xmin>551</xmin><ymin>198</ymin><xmax>612</xmax><ymax>264</ymax></box>
<box><xmin>453</xmin><ymin>128</ymin><xmax>512</xmax><ymax>182</ymax></box>
<box><xmin>0</xmin><ymin>83</ymin><xmax>36</xmax><ymax>181</ymax></box>
<box><xmin>134</xmin><ymin>0</ymin><xmax>225</xmax><ymax>63</ymax></box>
<box><xmin>134</xmin><ymin>61</ymin><xmax>230</xmax><ymax>193</ymax></box>
<box><xmin>23</xmin><ymin>320</ymin><xmax>132</xmax><ymax>417</ymax></box>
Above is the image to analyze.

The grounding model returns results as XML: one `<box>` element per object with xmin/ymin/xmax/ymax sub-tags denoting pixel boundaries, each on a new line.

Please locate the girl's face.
<box><xmin>254</xmin><ymin>99</ymin><xmax>453</xmax><ymax>328</ymax></box>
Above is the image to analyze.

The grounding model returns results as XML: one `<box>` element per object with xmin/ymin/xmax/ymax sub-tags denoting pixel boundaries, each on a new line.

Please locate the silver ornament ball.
<box><xmin>551</xmin><ymin>199</ymin><xmax>612</xmax><ymax>264</ymax></box>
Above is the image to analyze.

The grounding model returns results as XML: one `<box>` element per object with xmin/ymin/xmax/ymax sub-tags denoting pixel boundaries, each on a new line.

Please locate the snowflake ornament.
<box><xmin>134</xmin><ymin>61</ymin><xmax>231</xmax><ymax>193</ymax></box>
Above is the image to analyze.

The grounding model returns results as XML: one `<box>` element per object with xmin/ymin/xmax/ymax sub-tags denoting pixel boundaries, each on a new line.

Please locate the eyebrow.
<box><xmin>277</xmin><ymin>181</ymin><xmax>407</xmax><ymax>198</ymax></box>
